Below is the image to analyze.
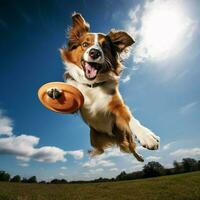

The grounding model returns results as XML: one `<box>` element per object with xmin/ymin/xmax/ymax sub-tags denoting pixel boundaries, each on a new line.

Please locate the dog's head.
<box><xmin>60</xmin><ymin>13</ymin><xmax>134</xmax><ymax>84</ymax></box>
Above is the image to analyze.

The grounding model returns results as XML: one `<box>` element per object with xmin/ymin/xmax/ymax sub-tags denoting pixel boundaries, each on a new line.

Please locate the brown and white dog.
<box><xmin>60</xmin><ymin>13</ymin><xmax>160</xmax><ymax>162</ymax></box>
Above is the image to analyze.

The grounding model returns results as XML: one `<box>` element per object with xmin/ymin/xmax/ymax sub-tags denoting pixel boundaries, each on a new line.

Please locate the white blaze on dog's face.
<box><xmin>60</xmin><ymin>13</ymin><xmax>135</xmax><ymax>83</ymax></box>
<box><xmin>81</xmin><ymin>33</ymin><xmax>105</xmax><ymax>80</ymax></box>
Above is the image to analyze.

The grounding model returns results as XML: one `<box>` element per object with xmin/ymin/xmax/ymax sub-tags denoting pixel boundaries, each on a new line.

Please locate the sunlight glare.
<box><xmin>139</xmin><ymin>1</ymin><xmax>192</xmax><ymax>61</ymax></box>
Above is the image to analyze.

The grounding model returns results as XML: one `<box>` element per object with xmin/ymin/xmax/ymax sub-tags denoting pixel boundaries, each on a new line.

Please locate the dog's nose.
<box><xmin>89</xmin><ymin>48</ymin><xmax>102</xmax><ymax>60</ymax></box>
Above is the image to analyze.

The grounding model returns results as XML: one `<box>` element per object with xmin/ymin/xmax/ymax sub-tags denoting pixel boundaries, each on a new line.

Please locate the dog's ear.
<box><xmin>68</xmin><ymin>12</ymin><xmax>90</xmax><ymax>50</ymax></box>
<box><xmin>108</xmin><ymin>30</ymin><xmax>135</xmax><ymax>53</ymax></box>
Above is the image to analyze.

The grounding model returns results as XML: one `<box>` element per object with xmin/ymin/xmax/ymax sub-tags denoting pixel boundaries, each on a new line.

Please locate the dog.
<box><xmin>59</xmin><ymin>13</ymin><xmax>160</xmax><ymax>162</ymax></box>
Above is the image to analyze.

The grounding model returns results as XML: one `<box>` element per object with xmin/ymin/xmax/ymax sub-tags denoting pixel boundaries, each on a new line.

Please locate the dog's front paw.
<box><xmin>137</xmin><ymin>129</ymin><xmax>160</xmax><ymax>150</ymax></box>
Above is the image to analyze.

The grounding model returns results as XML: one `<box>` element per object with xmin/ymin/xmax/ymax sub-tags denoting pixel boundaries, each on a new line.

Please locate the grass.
<box><xmin>0</xmin><ymin>171</ymin><xmax>199</xmax><ymax>200</ymax></box>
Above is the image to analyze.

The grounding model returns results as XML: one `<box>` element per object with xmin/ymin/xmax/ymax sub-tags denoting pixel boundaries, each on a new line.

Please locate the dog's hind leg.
<box><xmin>112</xmin><ymin>124</ymin><xmax>144</xmax><ymax>162</ymax></box>
<box><xmin>109</xmin><ymin>94</ymin><xmax>144</xmax><ymax>162</ymax></box>
<box><xmin>89</xmin><ymin>127</ymin><xmax>115</xmax><ymax>157</ymax></box>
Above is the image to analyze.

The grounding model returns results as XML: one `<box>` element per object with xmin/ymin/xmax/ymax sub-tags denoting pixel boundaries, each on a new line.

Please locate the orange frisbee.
<box><xmin>38</xmin><ymin>82</ymin><xmax>84</xmax><ymax>114</ymax></box>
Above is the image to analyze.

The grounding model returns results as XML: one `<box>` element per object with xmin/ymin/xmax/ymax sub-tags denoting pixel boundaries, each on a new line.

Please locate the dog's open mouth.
<box><xmin>82</xmin><ymin>60</ymin><xmax>101</xmax><ymax>80</ymax></box>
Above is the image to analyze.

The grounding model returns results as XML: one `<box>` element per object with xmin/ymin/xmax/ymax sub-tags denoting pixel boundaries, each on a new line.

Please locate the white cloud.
<box><xmin>59</xmin><ymin>172</ymin><xmax>65</xmax><ymax>176</ymax></box>
<box><xmin>132</xmin><ymin>159</ymin><xmax>143</xmax><ymax>165</ymax></box>
<box><xmin>0</xmin><ymin>134</ymin><xmax>67</xmax><ymax>163</ymax></box>
<box><xmin>82</xmin><ymin>159</ymin><xmax>115</xmax><ymax>168</ymax></box>
<box><xmin>89</xmin><ymin>168</ymin><xmax>104</xmax><ymax>174</ymax></box>
<box><xmin>109</xmin><ymin>168</ymin><xmax>118</xmax><ymax>172</ymax></box>
<box><xmin>122</xmin><ymin>75</ymin><xmax>131</xmax><ymax>83</ymax></box>
<box><xmin>170</xmin><ymin>147</ymin><xmax>200</xmax><ymax>158</ymax></box>
<box><xmin>49</xmin><ymin>176</ymin><xmax>55</xmax><ymax>180</ymax></box>
<box><xmin>127</xmin><ymin>163</ymin><xmax>145</xmax><ymax>173</ymax></box>
<box><xmin>133</xmin><ymin>164</ymin><xmax>144</xmax><ymax>171</ymax></box>
<box><xmin>146</xmin><ymin>156</ymin><xmax>161</xmax><ymax>161</ymax></box>
<box><xmin>127</xmin><ymin>5</ymin><xmax>141</xmax><ymax>38</ymax></box>
<box><xmin>0</xmin><ymin>134</ymin><xmax>85</xmax><ymax>163</ymax></box>
<box><xmin>126</xmin><ymin>0</ymin><xmax>198</xmax><ymax>63</ymax></box>
<box><xmin>16</xmin><ymin>156</ymin><xmax>30</xmax><ymax>162</ymax></box>
<box><xmin>180</xmin><ymin>101</ymin><xmax>198</xmax><ymax>115</ymax></box>
<box><xmin>84</xmin><ymin>147</ymin><xmax>146</xmax><ymax>169</ymax></box>
<box><xmin>165</xmin><ymin>163</ymin><xmax>173</xmax><ymax>169</ymax></box>
<box><xmin>98</xmin><ymin>160</ymin><xmax>115</xmax><ymax>167</ymax></box>
<box><xmin>82</xmin><ymin>148</ymin><xmax>127</xmax><ymax>169</ymax></box>
<box><xmin>0</xmin><ymin>134</ymin><xmax>39</xmax><ymax>156</ymax></box>
<box><xmin>100</xmin><ymin>148</ymin><xmax>125</xmax><ymax>159</ymax></box>
<box><xmin>82</xmin><ymin>168</ymin><xmax>104</xmax><ymax>178</ymax></box>
<box><xmin>128</xmin><ymin>5</ymin><xmax>141</xmax><ymax>25</ymax></box>
<box><xmin>60</xmin><ymin>166</ymin><xmax>67</xmax><ymax>170</ymax></box>
<box><xmin>32</xmin><ymin>146</ymin><xmax>67</xmax><ymax>163</ymax></box>
<box><xmin>0</xmin><ymin>110</ymin><xmax>13</xmax><ymax>136</ymax></box>
<box><xmin>163</xmin><ymin>141</ymin><xmax>176</xmax><ymax>150</ymax></box>
<box><xmin>132</xmin><ymin>66</ymin><xmax>139</xmax><ymax>71</ymax></box>
<box><xmin>66</xmin><ymin>150</ymin><xmax>84</xmax><ymax>160</ymax></box>
<box><xmin>0</xmin><ymin>110</ymin><xmax>84</xmax><ymax>164</ymax></box>
<box><xmin>18</xmin><ymin>163</ymin><xmax>29</xmax><ymax>167</ymax></box>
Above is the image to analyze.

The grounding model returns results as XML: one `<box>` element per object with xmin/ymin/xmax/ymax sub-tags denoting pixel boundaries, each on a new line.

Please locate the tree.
<box><xmin>0</xmin><ymin>171</ymin><xmax>10</xmax><ymax>182</ymax></box>
<box><xmin>164</xmin><ymin>168</ymin><xmax>173</xmax><ymax>175</ymax></box>
<box><xmin>10</xmin><ymin>175</ymin><xmax>21</xmax><ymax>182</ymax></box>
<box><xmin>59</xmin><ymin>179</ymin><xmax>67</xmax><ymax>184</ymax></box>
<box><xmin>198</xmin><ymin>160</ymin><xmax>200</xmax><ymax>170</ymax></box>
<box><xmin>182</xmin><ymin>158</ymin><xmax>198</xmax><ymax>172</ymax></box>
<box><xmin>50</xmin><ymin>179</ymin><xmax>67</xmax><ymax>184</ymax></box>
<box><xmin>116</xmin><ymin>171</ymin><xmax>127</xmax><ymax>180</ymax></box>
<box><xmin>51</xmin><ymin>179</ymin><xmax>59</xmax><ymax>184</ymax></box>
<box><xmin>143</xmin><ymin>162</ymin><xmax>165</xmax><ymax>177</ymax></box>
<box><xmin>21</xmin><ymin>178</ymin><xmax>28</xmax><ymax>183</ymax></box>
<box><xmin>129</xmin><ymin>171</ymin><xmax>144</xmax><ymax>179</ymax></box>
<box><xmin>39</xmin><ymin>181</ymin><xmax>46</xmax><ymax>184</ymax></box>
<box><xmin>27</xmin><ymin>176</ymin><xmax>37</xmax><ymax>183</ymax></box>
<box><xmin>173</xmin><ymin>161</ymin><xmax>183</xmax><ymax>173</ymax></box>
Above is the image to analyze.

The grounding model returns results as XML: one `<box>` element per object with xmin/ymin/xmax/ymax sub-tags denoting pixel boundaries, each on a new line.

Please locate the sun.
<box><xmin>137</xmin><ymin>1</ymin><xmax>194</xmax><ymax>61</ymax></box>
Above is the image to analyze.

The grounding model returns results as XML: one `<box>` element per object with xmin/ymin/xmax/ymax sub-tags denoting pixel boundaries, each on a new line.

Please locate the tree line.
<box><xmin>116</xmin><ymin>158</ymin><xmax>200</xmax><ymax>181</ymax></box>
<box><xmin>0</xmin><ymin>173</ymin><xmax>37</xmax><ymax>183</ymax></box>
<box><xmin>0</xmin><ymin>157</ymin><xmax>199</xmax><ymax>184</ymax></box>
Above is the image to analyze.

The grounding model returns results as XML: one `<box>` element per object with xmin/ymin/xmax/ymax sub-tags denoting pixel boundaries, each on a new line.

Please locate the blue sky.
<box><xmin>0</xmin><ymin>0</ymin><xmax>200</xmax><ymax>181</ymax></box>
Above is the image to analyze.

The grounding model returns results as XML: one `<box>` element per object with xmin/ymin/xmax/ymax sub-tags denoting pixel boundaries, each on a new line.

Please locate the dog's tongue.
<box><xmin>84</xmin><ymin>62</ymin><xmax>97</xmax><ymax>79</ymax></box>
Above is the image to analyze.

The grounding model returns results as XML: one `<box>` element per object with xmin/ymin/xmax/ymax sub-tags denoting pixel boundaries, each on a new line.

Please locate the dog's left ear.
<box><xmin>68</xmin><ymin>12</ymin><xmax>90</xmax><ymax>50</ymax></box>
<box><xmin>108</xmin><ymin>30</ymin><xmax>135</xmax><ymax>53</ymax></box>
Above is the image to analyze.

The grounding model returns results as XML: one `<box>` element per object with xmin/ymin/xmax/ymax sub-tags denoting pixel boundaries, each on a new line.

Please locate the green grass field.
<box><xmin>0</xmin><ymin>171</ymin><xmax>199</xmax><ymax>200</ymax></box>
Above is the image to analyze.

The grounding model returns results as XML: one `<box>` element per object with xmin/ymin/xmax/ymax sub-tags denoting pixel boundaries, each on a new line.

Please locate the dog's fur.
<box><xmin>60</xmin><ymin>13</ymin><xmax>160</xmax><ymax>161</ymax></box>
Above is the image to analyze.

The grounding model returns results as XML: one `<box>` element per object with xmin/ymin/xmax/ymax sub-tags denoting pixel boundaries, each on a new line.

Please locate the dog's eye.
<box><xmin>82</xmin><ymin>42</ymin><xmax>89</xmax><ymax>48</ymax></box>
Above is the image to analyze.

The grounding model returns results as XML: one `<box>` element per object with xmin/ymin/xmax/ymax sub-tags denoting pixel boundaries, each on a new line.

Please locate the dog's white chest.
<box><xmin>67</xmin><ymin>80</ymin><xmax>113</xmax><ymax>134</ymax></box>
<box><xmin>81</xmin><ymin>86</ymin><xmax>114</xmax><ymax>134</ymax></box>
